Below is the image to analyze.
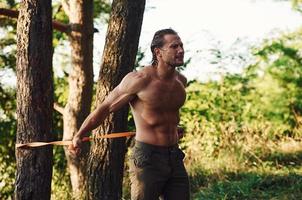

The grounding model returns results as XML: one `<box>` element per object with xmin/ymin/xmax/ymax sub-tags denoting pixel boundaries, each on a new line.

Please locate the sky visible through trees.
<box><xmin>3</xmin><ymin>0</ymin><xmax>302</xmax><ymax>85</ymax></box>
<box><xmin>90</xmin><ymin>0</ymin><xmax>302</xmax><ymax>82</ymax></box>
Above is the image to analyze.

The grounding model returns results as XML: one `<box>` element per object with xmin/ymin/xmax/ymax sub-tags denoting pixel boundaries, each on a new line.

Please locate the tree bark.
<box><xmin>15</xmin><ymin>0</ymin><xmax>53</xmax><ymax>199</ymax></box>
<box><xmin>62</xmin><ymin>0</ymin><xmax>94</xmax><ymax>199</ymax></box>
<box><xmin>87</xmin><ymin>0</ymin><xmax>145</xmax><ymax>199</ymax></box>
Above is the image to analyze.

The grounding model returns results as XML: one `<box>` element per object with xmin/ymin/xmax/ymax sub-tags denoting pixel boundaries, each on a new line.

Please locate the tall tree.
<box><xmin>86</xmin><ymin>0</ymin><xmax>145</xmax><ymax>199</ymax></box>
<box><xmin>14</xmin><ymin>0</ymin><xmax>53</xmax><ymax>199</ymax></box>
<box><xmin>61</xmin><ymin>0</ymin><xmax>94</xmax><ymax>198</ymax></box>
<box><xmin>1</xmin><ymin>0</ymin><xmax>110</xmax><ymax>197</ymax></box>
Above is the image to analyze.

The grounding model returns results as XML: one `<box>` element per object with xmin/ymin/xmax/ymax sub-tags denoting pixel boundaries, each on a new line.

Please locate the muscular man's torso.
<box><xmin>130</xmin><ymin>67</ymin><xmax>186</xmax><ymax>146</ymax></box>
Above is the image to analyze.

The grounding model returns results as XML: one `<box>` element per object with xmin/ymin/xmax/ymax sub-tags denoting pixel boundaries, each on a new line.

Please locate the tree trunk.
<box><xmin>62</xmin><ymin>0</ymin><xmax>94</xmax><ymax>198</ymax></box>
<box><xmin>15</xmin><ymin>0</ymin><xmax>53</xmax><ymax>199</ymax></box>
<box><xmin>87</xmin><ymin>0</ymin><xmax>145</xmax><ymax>199</ymax></box>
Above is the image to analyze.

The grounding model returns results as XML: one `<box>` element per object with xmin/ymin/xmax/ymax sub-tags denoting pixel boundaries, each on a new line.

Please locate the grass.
<box><xmin>192</xmin><ymin>170</ymin><xmax>302</xmax><ymax>200</ymax></box>
<box><xmin>184</xmin><ymin>125</ymin><xmax>302</xmax><ymax>200</ymax></box>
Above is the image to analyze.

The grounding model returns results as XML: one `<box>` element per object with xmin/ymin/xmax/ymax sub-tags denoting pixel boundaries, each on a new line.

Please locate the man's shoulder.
<box><xmin>125</xmin><ymin>68</ymin><xmax>151</xmax><ymax>82</ymax></box>
<box><xmin>136</xmin><ymin>65</ymin><xmax>154</xmax><ymax>74</ymax></box>
<box><xmin>120</xmin><ymin>68</ymin><xmax>153</xmax><ymax>92</ymax></box>
<box><xmin>176</xmin><ymin>71</ymin><xmax>187</xmax><ymax>86</ymax></box>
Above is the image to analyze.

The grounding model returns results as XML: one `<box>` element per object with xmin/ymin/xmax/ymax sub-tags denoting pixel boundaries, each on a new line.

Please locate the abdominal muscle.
<box><xmin>132</xmin><ymin>109</ymin><xmax>180</xmax><ymax>146</ymax></box>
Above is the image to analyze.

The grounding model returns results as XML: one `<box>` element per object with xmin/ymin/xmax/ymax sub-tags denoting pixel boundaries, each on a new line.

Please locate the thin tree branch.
<box><xmin>0</xmin><ymin>8</ymin><xmax>71</xmax><ymax>34</ymax></box>
<box><xmin>54</xmin><ymin>102</ymin><xmax>65</xmax><ymax>115</ymax></box>
<box><xmin>0</xmin><ymin>8</ymin><xmax>18</xmax><ymax>18</ymax></box>
<box><xmin>61</xmin><ymin>0</ymin><xmax>71</xmax><ymax>19</ymax></box>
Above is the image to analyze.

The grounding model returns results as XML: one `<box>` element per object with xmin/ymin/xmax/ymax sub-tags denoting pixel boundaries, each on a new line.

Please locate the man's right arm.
<box><xmin>70</xmin><ymin>71</ymin><xmax>148</xmax><ymax>154</ymax></box>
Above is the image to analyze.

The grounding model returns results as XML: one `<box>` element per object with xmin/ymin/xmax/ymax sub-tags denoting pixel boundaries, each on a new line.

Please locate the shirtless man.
<box><xmin>70</xmin><ymin>28</ymin><xmax>190</xmax><ymax>200</ymax></box>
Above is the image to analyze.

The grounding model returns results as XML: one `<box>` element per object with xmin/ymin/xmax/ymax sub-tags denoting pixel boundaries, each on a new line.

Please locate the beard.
<box><xmin>163</xmin><ymin>56</ymin><xmax>184</xmax><ymax>67</ymax></box>
<box><xmin>168</xmin><ymin>60</ymin><xmax>184</xmax><ymax>67</ymax></box>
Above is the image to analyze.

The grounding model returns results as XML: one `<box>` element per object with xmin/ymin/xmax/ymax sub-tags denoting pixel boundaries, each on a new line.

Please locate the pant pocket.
<box><xmin>131</xmin><ymin>147</ymin><xmax>152</xmax><ymax>168</ymax></box>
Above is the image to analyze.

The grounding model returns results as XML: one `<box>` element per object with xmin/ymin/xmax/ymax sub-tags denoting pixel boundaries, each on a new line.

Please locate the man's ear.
<box><xmin>154</xmin><ymin>48</ymin><xmax>161</xmax><ymax>58</ymax></box>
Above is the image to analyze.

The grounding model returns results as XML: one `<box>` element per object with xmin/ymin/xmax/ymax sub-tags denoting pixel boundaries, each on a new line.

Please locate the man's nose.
<box><xmin>177</xmin><ymin>47</ymin><xmax>184</xmax><ymax>53</ymax></box>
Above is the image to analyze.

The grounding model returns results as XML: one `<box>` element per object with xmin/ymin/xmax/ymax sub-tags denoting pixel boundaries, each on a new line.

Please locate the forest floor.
<box><xmin>191</xmin><ymin>138</ymin><xmax>302</xmax><ymax>200</ymax></box>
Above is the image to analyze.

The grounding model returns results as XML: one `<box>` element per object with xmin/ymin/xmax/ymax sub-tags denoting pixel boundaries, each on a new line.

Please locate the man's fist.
<box><xmin>68</xmin><ymin>135</ymin><xmax>82</xmax><ymax>155</ymax></box>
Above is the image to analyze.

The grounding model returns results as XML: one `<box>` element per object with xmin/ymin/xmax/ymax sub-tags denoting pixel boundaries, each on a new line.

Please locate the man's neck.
<box><xmin>155</xmin><ymin>63</ymin><xmax>176</xmax><ymax>80</ymax></box>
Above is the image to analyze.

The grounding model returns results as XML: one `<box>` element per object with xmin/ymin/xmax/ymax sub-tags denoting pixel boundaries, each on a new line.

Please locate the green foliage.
<box><xmin>182</xmin><ymin>76</ymin><xmax>250</xmax><ymax>124</ymax></box>
<box><xmin>51</xmin><ymin>146</ymin><xmax>72</xmax><ymax>200</ymax></box>
<box><xmin>0</xmin><ymin>7</ymin><xmax>17</xmax><ymax>196</ymax></box>
<box><xmin>0</xmin><ymin>23</ymin><xmax>16</xmax><ymax>72</ymax></box>
<box><xmin>94</xmin><ymin>0</ymin><xmax>111</xmax><ymax>21</ymax></box>
<box><xmin>54</xmin><ymin>76</ymin><xmax>69</xmax><ymax>106</ymax></box>
<box><xmin>178</xmin><ymin>27</ymin><xmax>302</xmax><ymax>199</ymax></box>
<box><xmin>52</xmin><ymin>2</ymin><xmax>69</xmax><ymax>45</ymax></box>
<box><xmin>248</xmin><ymin>29</ymin><xmax>302</xmax><ymax>131</ymax></box>
<box><xmin>180</xmin><ymin>83</ymin><xmax>302</xmax><ymax>199</ymax></box>
<box><xmin>292</xmin><ymin>0</ymin><xmax>302</xmax><ymax>13</ymax></box>
<box><xmin>0</xmin><ymin>85</ymin><xmax>16</xmax><ymax>198</ymax></box>
<box><xmin>134</xmin><ymin>47</ymin><xmax>145</xmax><ymax>70</ymax></box>
<box><xmin>0</xmin><ymin>0</ymin><xmax>16</xmax><ymax>8</ymax></box>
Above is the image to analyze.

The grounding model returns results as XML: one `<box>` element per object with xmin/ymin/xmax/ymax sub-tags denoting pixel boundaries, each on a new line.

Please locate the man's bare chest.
<box><xmin>139</xmin><ymin>80</ymin><xmax>186</xmax><ymax>110</ymax></box>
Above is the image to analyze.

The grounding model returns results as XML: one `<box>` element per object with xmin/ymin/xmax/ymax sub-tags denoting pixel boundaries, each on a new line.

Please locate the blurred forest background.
<box><xmin>1</xmin><ymin>0</ymin><xmax>302</xmax><ymax>199</ymax></box>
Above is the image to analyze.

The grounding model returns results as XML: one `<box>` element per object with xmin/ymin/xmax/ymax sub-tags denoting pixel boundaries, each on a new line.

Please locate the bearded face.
<box><xmin>158</xmin><ymin>34</ymin><xmax>184</xmax><ymax>67</ymax></box>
